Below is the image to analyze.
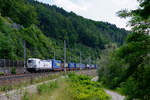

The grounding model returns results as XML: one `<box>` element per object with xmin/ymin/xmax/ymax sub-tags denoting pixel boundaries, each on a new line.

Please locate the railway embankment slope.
<box><xmin>0</xmin><ymin>69</ymin><xmax>97</xmax><ymax>100</ymax></box>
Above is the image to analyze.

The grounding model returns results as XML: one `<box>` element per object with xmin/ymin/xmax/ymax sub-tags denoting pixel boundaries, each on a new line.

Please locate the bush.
<box><xmin>1</xmin><ymin>85</ymin><xmax>12</xmax><ymax>92</ymax></box>
<box><xmin>0</xmin><ymin>72</ymin><xmax>4</xmax><ymax>76</ymax></box>
<box><xmin>68</xmin><ymin>74</ymin><xmax>111</xmax><ymax>100</ymax></box>
<box><xmin>1</xmin><ymin>86</ymin><xmax>8</xmax><ymax>92</ymax></box>
<box><xmin>97</xmin><ymin>44</ymin><xmax>127</xmax><ymax>89</ymax></box>
<box><xmin>37</xmin><ymin>81</ymin><xmax>58</xmax><ymax>94</ymax></box>
<box><xmin>11</xmin><ymin>67</ymin><xmax>16</xmax><ymax>74</ymax></box>
<box><xmin>97</xmin><ymin>33</ymin><xmax>150</xmax><ymax>100</ymax></box>
<box><xmin>23</xmin><ymin>91</ymin><xmax>29</xmax><ymax>100</ymax></box>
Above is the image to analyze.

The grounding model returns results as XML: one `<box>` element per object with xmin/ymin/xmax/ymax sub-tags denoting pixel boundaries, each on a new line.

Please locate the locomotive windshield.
<box><xmin>28</xmin><ymin>60</ymin><xmax>36</xmax><ymax>64</ymax></box>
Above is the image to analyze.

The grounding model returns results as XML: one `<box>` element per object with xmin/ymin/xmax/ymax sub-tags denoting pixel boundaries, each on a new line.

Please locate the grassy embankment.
<box><xmin>0</xmin><ymin>73</ymin><xmax>63</xmax><ymax>93</ymax></box>
<box><xmin>22</xmin><ymin>73</ymin><xmax>111</xmax><ymax>100</ymax></box>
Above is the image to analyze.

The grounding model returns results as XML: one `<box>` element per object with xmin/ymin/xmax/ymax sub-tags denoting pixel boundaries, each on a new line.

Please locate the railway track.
<box><xmin>0</xmin><ymin>72</ymin><xmax>58</xmax><ymax>81</ymax></box>
<box><xmin>0</xmin><ymin>71</ymin><xmax>61</xmax><ymax>89</ymax></box>
<box><xmin>0</xmin><ymin>69</ymin><xmax>96</xmax><ymax>88</ymax></box>
<box><xmin>0</xmin><ymin>69</ymin><xmax>96</xmax><ymax>81</ymax></box>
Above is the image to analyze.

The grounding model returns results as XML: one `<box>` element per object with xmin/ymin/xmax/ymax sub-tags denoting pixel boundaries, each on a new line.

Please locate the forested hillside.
<box><xmin>0</xmin><ymin>0</ymin><xmax>128</xmax><ymax>63</ymax></box>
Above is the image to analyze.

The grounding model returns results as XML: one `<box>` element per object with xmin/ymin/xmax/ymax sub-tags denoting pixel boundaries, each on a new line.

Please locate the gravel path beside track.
<box><xmin>105</xmin><ymin>89</ymin><xmax>125</xmax><ymax>100</ymax></box>
<box><xmin>92</xmin><ymin>76</ymin><xmax>125</xmax><ymax>100</ymax></box>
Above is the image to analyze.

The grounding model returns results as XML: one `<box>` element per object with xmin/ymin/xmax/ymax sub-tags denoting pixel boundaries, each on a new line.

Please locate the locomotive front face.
<box><xmin>27</xmin><ymin>59</ymin><xmax>37</xmax><ymax>68</ymax></box>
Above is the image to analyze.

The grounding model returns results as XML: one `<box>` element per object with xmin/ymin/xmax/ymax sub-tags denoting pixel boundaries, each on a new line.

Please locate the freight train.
<box><xmin>27</xmin><ymin>58</ymin><xmax>97</xmax><ymax>72</ymax></box>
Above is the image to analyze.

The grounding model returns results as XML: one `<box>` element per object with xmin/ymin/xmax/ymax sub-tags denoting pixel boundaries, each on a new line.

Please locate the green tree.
<box><xmin>0</xmin><ymin>33</ymin><xmax>14</xmax><ymax>59</ymax></box>
<box><xmin>115</xmin><ymin>0</ymin><xmax>150</xmax><ymax>99</ymax></box>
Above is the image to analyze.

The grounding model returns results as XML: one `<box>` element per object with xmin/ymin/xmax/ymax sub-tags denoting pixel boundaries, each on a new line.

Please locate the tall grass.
<box><xmin>22</xmin><ymin>78</ymin><xmax>72</xmax><ymax>100</ymax></box>
<box><xmin>37</xmin><ymin>81</ymin><xmax>58</xmax><ymax>95</ymax></box>
<box><xmin>22</xmin><ymin>74</ymin><xmax>111</xmax><ymax>100</ymax></box>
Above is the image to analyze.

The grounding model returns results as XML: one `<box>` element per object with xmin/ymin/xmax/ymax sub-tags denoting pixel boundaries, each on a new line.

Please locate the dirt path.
<box><xmin>105</xmin><ymin>89</ymin><xmax>125</xmax><ymax>100</ymax></box>
<box><xmin>92</xmin><ymin>76</ymin><xmax>125</xmax><ymax>100</ymax></box>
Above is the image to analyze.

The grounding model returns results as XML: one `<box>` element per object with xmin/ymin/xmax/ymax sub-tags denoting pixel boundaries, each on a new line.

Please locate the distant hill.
<box><xmin>0</xmin><ymin>0</ymin><xmax>129</xmax><ymax>63</ymax></box>
<box><xmin>29</xmin><ymin>0</ymin><xmax>128</xmax><ymax>48</ymax></box>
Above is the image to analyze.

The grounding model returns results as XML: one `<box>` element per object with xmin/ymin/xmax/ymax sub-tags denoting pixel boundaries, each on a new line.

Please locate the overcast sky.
<box><xmin>37</xmin><ymin>0</ymin><xmax>139</xmax><ymax>30</ymax></box>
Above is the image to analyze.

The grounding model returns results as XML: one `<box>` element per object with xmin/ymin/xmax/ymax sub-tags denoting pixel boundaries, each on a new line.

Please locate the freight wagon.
<box><xmin>81</xmin><ymin>64</ymin><xmax>86</xmax><ymax>69</ymax></box>
<box><xmin>27</xmin><ymin>58</ymin><xmax>96</xmax><ymax>72</ymax></box>
<box><xmin>76</xmin><ymin>63</ymin><xmax>81</xmax><ymax>70</ymax></box>
<box><xmin>89</xmin><ymin>64</ymin><xmax>95</xmax><ymax>69</ymax></box>
<box><xmin>52</xmin><ymin>60</ymin><xmax>62</xmax><ymax>71</ymax></box>
<box><xmin>68</xmin><ymin>63</ymin><xmax>76</xmax><ymax>70</ymax></box>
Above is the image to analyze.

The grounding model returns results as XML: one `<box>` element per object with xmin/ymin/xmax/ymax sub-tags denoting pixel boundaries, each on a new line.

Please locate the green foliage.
<box><xmin>68</xmin><ymin>74</ymin><xmax>111</xmax><ymax>100</ymax></box>
<box><xmin>117</xmin><ymin>10</ymin><xmax>131</xmax><ymax>18</ymax></box>
<box><xmin>98</xmin><ymin>32</ymin><xmax>150</xmax><ymax>100</ymax></box>
<box><xmin>0</xmin><ymin>16</ymin><xmax>23</xmax><ymax>59</ymax></box>
<box><xmin>18</xmin><ymin>73</ymin><xmax>110</xmax><ymax>100</ymax></box>
<box><xmin>0</xmin><ymin>0</ymin><xmax>38</xmax><ymax>27</ymax></box>
<box><xmin>135</xmin><ymin>0</ymin><xmax>150</xmax><ymax>20</ymax></box>
<box><xmin>97</xmin><ymin>43</ymin><xmax>128</xmax><ymax>88</ymax></box>
<box><xmin>1</xmin><ymin>85</ymin><xmax>8</xmax><ymax>92</ymax></box>
<box><xmin>37</xmin><ymin>81</ymin><xmax>58</xmax><ymax>94</ymax></box>
<box><xmin>23</xmin><ymin>91</ymin><xmax>29</xmax><ymax>100</ymax></box>
<box><xmin>117</xmin><ymin>0</ymin><xmax>150</xmax><ymax>33</ymax></box>
<box><xmin>0</xmin><ymin>15</ymin><xmax>53</xmax><ymax>60</ymax></box>
<box><xmin>0</xmin><ymin>33</ymin><xmax>14</xmax><ymax>59</ymax></box>
<box><xmin>0</xmin><ymin>0</ymin><xmax>128</xmax><ymax>61</ymax></box>
<box><xmin>33</xmin><ymin>1</ymin><xmax>128</xmax><ymax>47</ymax></box>
<box><xmin>0</xmin><ymin>72</ymin><xmax>4</xmax><ymax>76</ymax></box>
<box><xmin>0</xmin><ymin>85</ymin><xmax>12</xmax><ymax>92</ymax></box>
<box><xmin>120</xmin><ymin>55</ymin><xmax>150</xmax><ymax>100</ymax></box>
<box><xmin>11</xmin><ymin>67</ymin><xmax>16</xmax><ymax>74</ymax></box>
<box><xmin>100</xmin><ymin>1</ymin><xmax>150</xmax><ymax>99</ymax></box>
<box><xmin>116</xmin><ymin>32</ymin><xmax>150</xmax><ymax>81</ymax></box>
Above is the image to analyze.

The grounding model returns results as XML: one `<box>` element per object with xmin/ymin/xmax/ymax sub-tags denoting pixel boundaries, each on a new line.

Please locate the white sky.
<box><xmin>37</xmin><ymin>0</ymin><xmax>139</xmax><ymax>30</ymax></box>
